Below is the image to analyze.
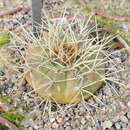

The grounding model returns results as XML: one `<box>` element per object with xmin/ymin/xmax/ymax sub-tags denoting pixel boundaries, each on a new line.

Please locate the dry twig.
<box><xmin>77</xmin><ymin>0</ymin><xmax>130</xmax><ymax>21</ymax></box>
<box><xmin>0</xmin><ymin>4</ymin><xmax>30</xmax><ymax>17</ymax></box>
<box><xmin>0</xmin><ymin>117</ymin><xmax>19</xmax><ymax>130</ymax></box>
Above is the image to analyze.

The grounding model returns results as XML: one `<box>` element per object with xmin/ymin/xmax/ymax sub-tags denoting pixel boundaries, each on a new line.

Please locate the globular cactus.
<box><xmin>25</xmin><ymin>45</ymin><xmax>104</xmax><ymax>104</ymax></box>
<box><xmin>21</xmin><ymin>16</ymin><xmax>110</xmax><ymax>104</ymax></box>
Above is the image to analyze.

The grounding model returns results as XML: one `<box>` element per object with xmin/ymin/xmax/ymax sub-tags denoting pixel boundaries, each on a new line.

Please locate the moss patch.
<box><xmin>0</xmin><ymin>33</ymin><xmax>10</xmax><ymax>46</ymax></box>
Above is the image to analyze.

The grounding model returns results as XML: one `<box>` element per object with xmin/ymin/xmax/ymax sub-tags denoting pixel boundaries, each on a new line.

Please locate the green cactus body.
<box><xmin>26</xmin><ymin>45</ymin><xmax>104</xmax><ymax>104</ymax></box>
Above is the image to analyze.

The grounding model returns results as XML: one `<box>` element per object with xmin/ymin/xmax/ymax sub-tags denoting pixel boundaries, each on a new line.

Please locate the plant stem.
<box><xmin>0</xmin><ymin>117</ymin><xmax>19</xmax><ymax>130</ymax></box>
<box><xmin>95</xmin><ymin>11</ymin><xmax>130</xmax><ymax>21</ymax></box>
<box><xmin>0</xmin><ymin>4</ymin><xmax>30</xmax><ymax>17</ymax></box>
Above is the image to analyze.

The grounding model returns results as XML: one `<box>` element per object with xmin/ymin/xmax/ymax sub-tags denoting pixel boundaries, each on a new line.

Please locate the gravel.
<box><xmin>114</xmin><ymin>122</ymin><xmax>121</xmax><ymax>129</ymax></box>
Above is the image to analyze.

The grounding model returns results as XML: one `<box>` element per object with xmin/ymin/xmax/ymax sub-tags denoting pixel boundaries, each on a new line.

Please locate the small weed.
<box><xmin>0</xmin><ymin>33</ymin><xmax>10</xmax><ymax>46</ymax></box>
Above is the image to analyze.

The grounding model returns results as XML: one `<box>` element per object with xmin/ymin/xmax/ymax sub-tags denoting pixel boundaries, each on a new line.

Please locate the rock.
<box><xmin>114</xmin><ymin>123</ymin><xmax>121</xmax><ymax>129</ymax></box>
<box><xmin>39</xmin><ymin>128</ymin><xmax>44</xmax><ymax>130</ymax></box>
<box><xmin>7</xmin><ymin>79</ymin><xmax>14</xmax><ymax>88</ymax></box>
<box><xmin>110</xmin><ymin>127</ymin><xmax>116</xmax><ymax>130</ymax></box>
<box><xmin>80</xmin><ymin>118</ymin><xmax>86</xmax><ymax>125</ymax></box>
<box><xmin>127</xmin><ymin>34</ymin><xmax>130</xmax><ymax>43</ymax></box>
<box><xmin>127</xmin><ymin>101</ymin><xmax>130</xmax><ymax>108</ymax></box>
<box><xmin>21</xmin><ymin>120</ymin><xmax>35</xmax><ymax>128</ymax></box>
<box><xmin>119</xmin><ymin>101</ymin><xmax>127</xmax><ymax>110</ymax></box>
<box><xmin>0</xmin><ymin>2</ymin><xmax>4</xmax><ymax>8</ymax></box>
<box><xmin>65</xmin><ymin>126</ymin><xmax>72</xmax><ymax>130</ymax></box>
<box><xmin>24</xmin><ymin>128</ymin><xmax>29</xmax><ymax>130</ymax></box>
<box><xmin>52</xmin><ymin>122</ymin><xmax>59</xmax><ymax>129</ymax></box>
<box><xmin>19</xmin><ymin>19</ymin><xmax>27</xmax><ymax>24</ymax></box>
<box><xmin>50</xmin><ymin>118</ymin><xmax>55</xmax><ymax>123</ymax></box>
<box><xmin>122</xmin><ymin>128</ymin><xmax>129</xmax><ymax>130</ymax></box>
<box><xmin>27</xmin><ymin>111</ymin><xmax>37</xmax><ymax>120</ymax></box>
<box><xmin>119</xmin><ymin>23</ymin><xmax>128</xmax><ymax>32</ymax></box>
<box><xmin>57</xmin><ymin>117</ymin><xmax>64</xmax><ymax>124</ymax></box>
<box><xmin>29</xmin><ymin>127</ymin><xmax>33</xmax><ymax>130</ymax></box>
<box><xmin>102</xmin><ymin>120</ymin><xmax>112</xmax><ymax>129</ymax></box>
<box><xmin>120</xmin><ymin>116</ymin><xmax>128</xmax><ymax>123</ymax></box>
<box><xmin>127</xmin><ymin>111</ymin><xmax>130</xmax><ymax>119</ymax></box>
<box><xmin>34</xmin><ymin>125</ymin><xmax>41</xmax><ymax>130</ymax></box>
<box><xmin>128</xmin><ymin>122</ymin><xmax>130</xmax><ymax>128</ymax></box>
<box><xmin>121</xmin><ymin>123</ymin><xmax>127</xmax><ymax>128</ymax></box>
<box><xmin>87</xmin><ymin>127</ymin><xmax>92</xmax><ymax>130</ymax></box>
<box><xmin>0</xmin><ymin>71</ymin><xmax>5</xmax><ymax>76</ymax></box>
<box><xmin>96</xmin><ymin>126</ymin><xmax>103</xmax><ymax>130</ymax></box>
<box><xmin>64</xmin><ymin>122</ymin><xmax>70</xmax><ymax>126</ymax></box>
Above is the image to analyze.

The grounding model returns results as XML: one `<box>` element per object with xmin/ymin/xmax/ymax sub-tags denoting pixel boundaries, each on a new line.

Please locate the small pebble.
<box><xmin>122</xmin><ymin>128</ymin><xmax>129</xmax><ymax>130</ymax></box>
<box><xmin>21</xmin><ymin>120</ymin><xmax>35</xmax><ymax>128</ymax></box>
<box><xmin>102</xmin><ymin>120</ymin><xmax>112</xmax><ymax>129</ymax></box>
<box><xmin>120</xmin><ymin>116</ymin><xmax>128</xmax><ymax>123</ymax></box>
<box><xmin>121</xmin><ymin>123</ymin><xmax>127</xmax><ymax>128</ymax></box>
<box><xmin>57</xmin><ymin>117</ymin><xmax>64</xmax><ymax>124</ymax></box>
<box><xmin>8</xmin><ymin>79</ymin><xmax>14</xmax><ymax>88</ymax></box>
<box><xmin>0</xmin><ymin>71</ymin><xmax>5</xmax><ymax>76</ymax></box>
<box><xmin>39</xmin><ymin>128</ymin><xmax>44</xmax><ymax>130</ymax></box>
<box><xmin>0</xmin><ymin>2</ymin><xmax>4</xmax><ymax>8</ymax></box>
<box><xmin>114</xmin><ymin>122</ymin><xmax>121</xmax><ymax>129</ymax></box>
<box><xmin>34</xmin><ymin>125</ymin><xmax>40</xmax><ymax>129</ymax></box>
<box><xmin>128</xmin><ymin>122</ymin><xmax>130</xmax><ymax>128</ymax></box>
<box><xmin>127</xmin><ymin>101</ymin><xmax>130</xmax><ymax>108</ymax></box>
<box><xmin>52</xmin><ymin>122</ymin><xmax>59</xmax><ymax>129</ymax></box>
<box><xmin>80</xmin><ymin>118</ymin><xmax>86</xmax><ymax>125</ymax></box>
<box><xmin>65</xmin><ymin>126</ymin><xmax>72</xmax><ymax>130</ymax></box>
<box><xmin>119</xmin><ymin>101</ymin><xmax>126</xmax><ymax>110</ymax></box>
<box><xmin>29</xmin><ymin>127</ymin><xmax>33</xmax><ymax>130</ymax></box>
<box><xmin>50</xmin><ymin>118</ymin><xmax>55</xmax><ymax>123</ymax></box>
<box><xmin>127</xmin><ymin>111</ymin><xmax>130</xmax><ymax>119</ymax></box>
<box><xmin>87</xmin><ymin>127</ymin><xmax>92</xmax><ymax>130</ymax></box>
<box><xmin>119</xmin><ymin>23</ymin><xmax>128</xmax><ymax>32</ymax></box>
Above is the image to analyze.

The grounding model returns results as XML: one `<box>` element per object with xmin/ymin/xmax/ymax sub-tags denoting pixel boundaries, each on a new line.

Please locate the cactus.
<box><xmin>18</xmin><ymin>16</ymin><xmax>113</xmax><ymax>104</ymax></box>
<box><xmin>6</xmin><ymin>14</ymin><xmax>120</xmax><ymax>104</ymax></box>
<box><xmin>25</xmin><ymin>44</ymin><xmax>105</xmax><ymax>104</ymax></box>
